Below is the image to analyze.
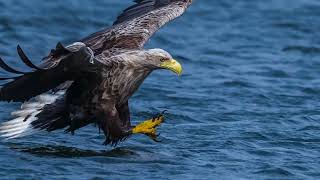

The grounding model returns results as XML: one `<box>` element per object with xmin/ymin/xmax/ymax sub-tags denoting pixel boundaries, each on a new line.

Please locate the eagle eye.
<box><xmin>160</xmin><ymin>57</ymin><xmax>168</xmax><ymax>62</ymax></box>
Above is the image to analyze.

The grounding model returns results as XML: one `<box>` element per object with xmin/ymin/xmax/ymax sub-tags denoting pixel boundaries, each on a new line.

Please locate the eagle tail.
<box><xmin>0</xmin><ymin>91</ymin><xmax>69</xmax><ymax>139</ymax></box>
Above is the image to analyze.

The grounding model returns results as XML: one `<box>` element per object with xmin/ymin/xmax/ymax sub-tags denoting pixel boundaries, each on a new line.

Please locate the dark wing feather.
<box><xmin>0</xmin><ymin>46</ymin><xmax>98</xmax><ymax>102</ymax></box>
<box><xmin>0</xmin><ymin>69</ymin><xmax>62</xmax><ymax>102</ymax></box>
<box><xmin>17</xmin><ymin>45</ymin><xmax>43</xmax><ymax>70</ymax></box>
<box><xmin>113</xmin><ymin>0</ymin><xmax>157</xmax><ymax>25</ymax></box>
<box><xmin>0</xmin><ymin>57</ymin><xmax>25</xmax><ymax>74</ymax></box>
<box><xmin>84</xmin><ymin>0</ymin><xmax>192</xmax><ymax>50</ymax></box>
<box><xmin>40</xmin><ymin>42</ymin><xmax>85</xmax><ymax>69</ymax></box>
<box><xmin>34</xmin><ymin>0</ymin><xmax>192</xmax><ymax>71</ymax></box>
<box><xmin>0</xmin><ymin>77</ymin><xmax>15</xmax><ymax>80</ymax></box>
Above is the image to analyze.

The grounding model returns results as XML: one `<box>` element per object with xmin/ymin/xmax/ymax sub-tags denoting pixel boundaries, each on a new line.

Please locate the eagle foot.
<box><xmin>132</xmin><ymin>112</ymin><xmax>165</xmax><ymax>142</ymax></box>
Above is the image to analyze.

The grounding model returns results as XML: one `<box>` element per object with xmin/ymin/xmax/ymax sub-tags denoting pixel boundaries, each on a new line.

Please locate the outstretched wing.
<box><xmin>0</xmin><ymin>44</ymin><xmax>98</xmax><ymax>102</ymax></box>
<box><xmin>13</xmin><ymin>0</ymin><xmax>192</xmax><ymax>72</ymax></box>
<box><xmin>83</xmin><ymin>0</ymin><xmax>192</xmax><ymax>51</ymax></box>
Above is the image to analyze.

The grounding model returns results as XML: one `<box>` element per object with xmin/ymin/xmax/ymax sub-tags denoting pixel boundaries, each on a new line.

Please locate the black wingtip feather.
<box><xmin>56</xmin><ymin>42</ymin><xmax>65</xmax><ymax>50</ymax></box>
<box><xmin>55</xmin><ymin>42</ymin><xmax>70</xmax><ymax>54</ymax></box>
<box><xmin>17</xmin><ymin>45</ymin><xmax>42</xmax><ymax>70</ymax></box>
<box><xmin>0</xmin><ymin>77</ymin><xmax>16</xmax><ymax>80</ymax></box>
<box><xmin>0</xmin><ymin>57</ymin><xmax>25</xmax><ymax>74</ymax></box>
<box><xmin>49</xmin><ymin>42</ymin><xmax>70</xmax><ymax>58</ymax></box>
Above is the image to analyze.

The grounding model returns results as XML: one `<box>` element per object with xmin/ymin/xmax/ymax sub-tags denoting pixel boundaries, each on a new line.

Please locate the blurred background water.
<box><xmin>0</xmin><ymin>0</ymin><xmax>320</xmax><ymax>179</ymax></box>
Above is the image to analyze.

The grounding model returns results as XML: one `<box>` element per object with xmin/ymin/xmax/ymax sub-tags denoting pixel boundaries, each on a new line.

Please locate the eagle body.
<box><xmin>0</xmin><ymin>0</ymin><xmax>192</xmax><ymax>145</ymax></box>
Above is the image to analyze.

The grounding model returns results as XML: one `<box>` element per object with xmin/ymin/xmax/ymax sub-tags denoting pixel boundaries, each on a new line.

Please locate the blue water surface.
<box><xmin>0</xmin><ymin>0</ymin><xmax>320</xmax><ymax>179</ymax></box>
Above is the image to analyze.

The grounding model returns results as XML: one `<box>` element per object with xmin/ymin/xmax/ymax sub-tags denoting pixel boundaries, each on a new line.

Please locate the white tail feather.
<box><xmin>11</xmin><ymin>109</ymin><xmax>38</xmax><ymax>117</ymax></box>
<box><xmin>21</xmin><ymin>102</ymin><xmax>42</xmax><ymax>109</ymax></box>
<box><xmin>0</xmin><ymin>91</ymin><xmax>65</xmax><ymax>139</ymax></box>
<box><xmin>0</xmin><ymin>117</ymin><xmax>25</xmax><ymax>126</ymax></box>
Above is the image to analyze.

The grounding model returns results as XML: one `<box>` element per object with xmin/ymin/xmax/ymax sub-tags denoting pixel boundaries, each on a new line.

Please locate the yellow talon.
<box><xmin>132</xmin><ymin>114</ymin><xmax>165</xmax><ymax>141</ymax></box>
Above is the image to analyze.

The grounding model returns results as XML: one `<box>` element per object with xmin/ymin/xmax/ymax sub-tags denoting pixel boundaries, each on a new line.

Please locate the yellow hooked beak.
<box><xmin>160</xmin><ymin>59</ymin><xmax>183</xmax><ymax>76</ymax></box>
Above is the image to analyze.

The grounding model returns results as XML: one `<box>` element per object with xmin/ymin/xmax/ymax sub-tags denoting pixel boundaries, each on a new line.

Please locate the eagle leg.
<box><xmin>132</xmin><ymin>113</ymin><xmax>165</xmax><ymax>142</ymax></box>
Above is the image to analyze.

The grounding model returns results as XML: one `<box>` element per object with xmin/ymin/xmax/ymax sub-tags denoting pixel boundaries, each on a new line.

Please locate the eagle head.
<box><xmin>146</xmin><ymin>48</ymin><xmax>183</xmax><ymax>76</ymax></box>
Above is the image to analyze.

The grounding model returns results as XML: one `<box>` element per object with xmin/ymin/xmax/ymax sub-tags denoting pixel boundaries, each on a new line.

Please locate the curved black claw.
<box><xmin>158</xmin><ymin>110</ymin><xmax>168</xmax><ymax>118</ymax></box>
<box><xmin>161</xmin><ymin>110</ymin><xmax>168</xmax><ymax>115</ymax></box>
<box><xmin>149</xmin><ymin>133</ymin><xmax>162</xmax><ymax>142</ymax></box>
<box><xmin>152</xmin><ymin>138</ymin><xmax>162</xmax><ymax>143</ymax></box>
<box><xmin>152</xmin><ymin>110</ymin><xmax>168</xmax><ymax>120</ymax></box>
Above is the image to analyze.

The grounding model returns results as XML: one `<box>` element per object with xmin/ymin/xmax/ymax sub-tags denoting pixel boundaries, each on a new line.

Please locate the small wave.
<box><xmin>301</xmin><ymin>87</ymin><xmax>320</xmax><ymax>95</ymax></box>
<box><xmin>298</xmin><ymin>126</ymin><xmax>320</xmax><ymax>131</ymax></box>
<box><xmin>254</xmin><ymin>167</ymin><xmax>294</xmax><ymax>177</ymax></box>
<box><xmin>222</xmin><ymin>80</ymin><xmax>253</xmax><ymax>88</ymax></box>
<box><xmin>269</xmin><ymin>69</ymin><xmax>290</xmax><ymax>78</ymax></box>
<box><xmin>272</xmin><ymin>22</ymin><xmax>311</xmax><ymax>33</ymax></box>
<box><xmin>241</xmin><ymin>132</ymin><xmax>270</xmax><ymax>141</ymax></box>
<box><xmin>282</xmin><ymin>46</ymin><xmax>320</xmax><ymax>54</ymax></box>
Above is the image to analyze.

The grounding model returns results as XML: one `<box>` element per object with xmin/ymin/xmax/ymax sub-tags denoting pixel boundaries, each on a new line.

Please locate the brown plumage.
<box><xmin>0</xmin><ymin>0</ymin><xmax>192</xmax><ymax>145</ymax></box>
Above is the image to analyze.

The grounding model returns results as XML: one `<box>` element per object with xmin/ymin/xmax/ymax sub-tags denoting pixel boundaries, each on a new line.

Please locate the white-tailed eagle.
<box><xmin>0</xmin><ymin>0</ymin><xmax>193</xmax><ymax>146</ymax></box>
